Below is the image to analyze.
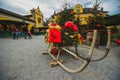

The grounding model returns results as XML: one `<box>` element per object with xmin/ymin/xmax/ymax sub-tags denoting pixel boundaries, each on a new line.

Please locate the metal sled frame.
<box><xmin>46</xmin><ymin>29</ymin><xmax>111</xmax><ymax>73</ymax></box>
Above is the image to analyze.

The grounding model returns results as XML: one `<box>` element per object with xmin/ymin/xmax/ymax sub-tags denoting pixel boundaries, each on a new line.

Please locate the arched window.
<box><xmin>76</xmin><ymin>9</ymin><xmax>80</xmax><ymax>13</ymax></box>
<box><xmin>38</xmin><ymin>17</ymin><xmax>41</xmax><ymax>23</ymax></box>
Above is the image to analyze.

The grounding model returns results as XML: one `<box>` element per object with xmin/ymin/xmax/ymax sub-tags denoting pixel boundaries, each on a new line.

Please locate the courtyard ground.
<box><xmin>0</xmin><ymin>35</ymin><xmax>120</xmax><ymax>80</ymax></box>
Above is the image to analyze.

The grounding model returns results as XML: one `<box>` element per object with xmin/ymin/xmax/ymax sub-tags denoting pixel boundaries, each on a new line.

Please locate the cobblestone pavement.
<box><xmin>0</xmin><ymin>35</ymin><xmax>120</xmax><ymax>80</ymax></box>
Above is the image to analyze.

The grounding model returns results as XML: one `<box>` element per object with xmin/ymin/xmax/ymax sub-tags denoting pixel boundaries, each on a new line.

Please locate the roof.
<box><xmin>0</xmin><ymin>8</ymin><xmax>35</xmax><ymax>23</ymax></box>
<box><xmin>23</xmin><ymin>15</ymin><xmax>32</xmax><ymax>18</ymax></box>
<box><xmin>83</xmin><ymin>8</ymin><xmax>108</xmax><ymax>13</ymax></box>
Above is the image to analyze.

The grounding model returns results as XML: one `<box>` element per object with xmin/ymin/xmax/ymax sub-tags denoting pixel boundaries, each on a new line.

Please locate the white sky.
<box><xmin>0</xmin><ymin>0</ymin><xmax>120</xmax><ymax>21</ymax></box>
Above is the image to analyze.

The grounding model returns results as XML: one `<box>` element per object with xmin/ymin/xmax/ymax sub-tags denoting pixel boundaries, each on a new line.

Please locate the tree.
<box><xmin>87</xmin><ymin>0</ymin><xmax>106</xmax><ymax>30</ymax></box>
<box><xmin>56</xmin><ymin>1</ymin><xmax>74</xmax><ymax>26</ymax></box>
<box><xmin>86</xmin><ymin>0</ymin><xmax>107</xmax><ymax>45</ymax></box>
<box><xmin>87</xmin><ymin>15</ymin><xmax>105</xmax><ymax>30</ymax></box>
<box><xmin>57</xmin><ymin>8</ymin><xmax>74</xmax><ymax>26</ymax></box>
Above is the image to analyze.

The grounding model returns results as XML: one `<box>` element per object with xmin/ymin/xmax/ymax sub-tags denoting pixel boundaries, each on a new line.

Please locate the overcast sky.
<box><xmin>0</xmin><ymin>0</ymin><xmax>120</xmax><ymax>21</ymax></box>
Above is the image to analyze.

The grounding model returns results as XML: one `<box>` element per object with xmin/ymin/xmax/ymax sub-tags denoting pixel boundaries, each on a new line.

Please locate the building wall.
<box><xmin>74</xmin><ymin>13</ymin><xmax>93</xmax><ymax>25</ymax></box>
<box><xmin>0</xmin><ymin>7</ymin><xmax>44</xmax><ymax>36</ymax></box>
<box><xmin>27</xmin><ymin>7</ymin><xmax>44</xmax><ymax>34</ymax></box>
<box><xmin>30</xmin><ymin>7</ymin><xmax>43</xmax><ymax>29</ymax></box>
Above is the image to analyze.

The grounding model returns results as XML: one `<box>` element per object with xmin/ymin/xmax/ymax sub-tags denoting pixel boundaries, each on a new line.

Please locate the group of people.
<box><xmin>11</xmin><ymin>25</ymin><xmax>32</xmax><ymax>40</ymax></box>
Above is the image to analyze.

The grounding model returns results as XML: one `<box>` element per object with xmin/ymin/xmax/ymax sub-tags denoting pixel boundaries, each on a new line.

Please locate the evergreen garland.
<box><xmin>61</xmin><ymin>28</ymin><xmax>78</xmax><ymax>46</ymax></box>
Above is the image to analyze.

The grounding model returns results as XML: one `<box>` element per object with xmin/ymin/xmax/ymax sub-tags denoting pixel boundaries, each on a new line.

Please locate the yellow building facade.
<box><xmin>73</xmin><ymin>4</ymin><xmax>92</xmax><ymax>25</ymax></box>
<box><xmin>28</xmin><ymin>7</ymin><xmax>43</xmax><ymax>32</ymax></box>
<box><xmin>52</xmin><ymin>4</ymin><xmax>108</xmax><ymax>26</ymax></box>
<box><xmin>73</xmin><ymin>4</ymin><xmax>108</xmax><ymax>25</ymax></box>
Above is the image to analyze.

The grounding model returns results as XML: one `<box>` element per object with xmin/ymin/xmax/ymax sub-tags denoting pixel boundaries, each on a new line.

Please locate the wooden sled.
<box><xmin>44</xmin><ymin>29</ymin><xmax>111</xmax><ymax>73</ymax></box>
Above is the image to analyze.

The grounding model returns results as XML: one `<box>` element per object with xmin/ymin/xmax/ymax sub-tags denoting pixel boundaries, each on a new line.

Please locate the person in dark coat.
<box><xmin>23</xmin><ymin>26</ymin><xmax>28</xmax><ymax>39</ymax></box>
<box><xmin>12</xmin><ymin>25</ymin><xmax>16</xmax><ymax>39</ymax></box>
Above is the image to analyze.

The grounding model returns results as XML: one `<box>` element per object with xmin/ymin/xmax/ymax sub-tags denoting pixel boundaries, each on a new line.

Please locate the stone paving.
<box><xmin>0</xmin><ymin>35</ymin><xmax>120</xmax><ymax>80</ymax></box>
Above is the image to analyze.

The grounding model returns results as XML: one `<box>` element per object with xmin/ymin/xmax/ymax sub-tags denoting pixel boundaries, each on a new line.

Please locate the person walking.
<box><xmin>12</xmin><ymin>25</ymin><xmax>16</xmax><ymax>39</ymax></box>
<box><xmin>23</xmin><ymin>26</ymin><xmax>28</xmax><ymax>39</ymax></box>
<box><xmin>16</xmin><ymin>28</ymin><xmax>20</xmax><ymax>39</ymax></box>
<box><xmin>28</xmin><ymin>30</ymin><xmax>32</xmax><ymax>39</ymax></box>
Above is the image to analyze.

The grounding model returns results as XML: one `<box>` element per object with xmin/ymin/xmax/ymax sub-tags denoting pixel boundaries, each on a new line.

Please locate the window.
<box><xmin>76</xmin><ymin>9</ymin><xmax>80</xmax><ymax>13</ymax></box>
<box><xmin>38</xmin><ymin>17</ymin><xmax>41</xmax><ymax>23</ymax></box>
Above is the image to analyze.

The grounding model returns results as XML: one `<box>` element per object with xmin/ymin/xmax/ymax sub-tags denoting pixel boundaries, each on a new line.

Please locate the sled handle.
<box><xmin>77</xmin><ymin>29</ymin><xmax>111</xmax><ymax>62</ymax></box>
<box><xmin>91</xmin><ymin>29</ymin><xmax>111</xmax><ymax>61</ymax></box>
